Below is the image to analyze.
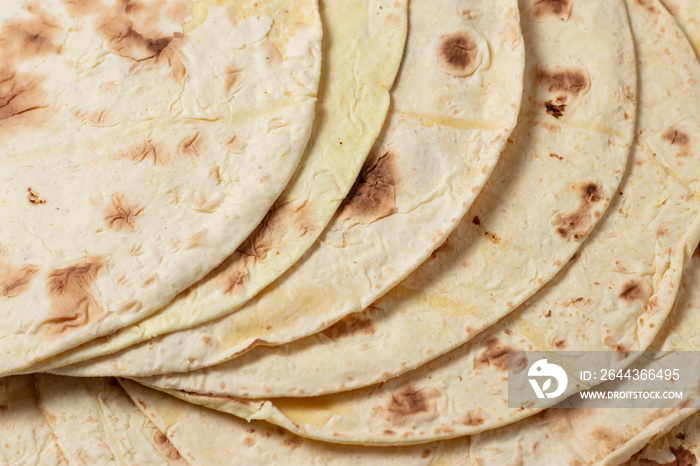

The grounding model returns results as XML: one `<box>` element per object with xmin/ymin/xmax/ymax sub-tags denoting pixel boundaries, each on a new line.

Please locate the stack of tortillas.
<box><xmin>3</xmin><ymin>0</ymin><xmax>700</xmax><ymax>463</ymax></box>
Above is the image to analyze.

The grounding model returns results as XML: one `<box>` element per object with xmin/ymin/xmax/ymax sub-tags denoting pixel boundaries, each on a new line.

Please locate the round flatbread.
<box><xmin>50</xmin><ymin>0</ymin><xmax>525</xmax><ymax>378</ymax></box>
<box><xmin>23</xmin><ymin>0</ymin><xmax>408</xmax><ymax>375</ymax></box>
<box><xmin>34</xmin><ymin>375</ymin><xmax>186</xmax><ymax>464</ymax></box>
<box><xmin>0</xmin><ymin>376</ymin><xmax>64</xmax><ymax>465</ymax></box>
<box><xmin>0</xmin><ymin>0</ymin><xmax>321</xmax><ymax>374</ymax></box>
<box><xmin>141</xmin><ymin>0</ymin><xmax>636</xmax><ymax>399</ymax></box>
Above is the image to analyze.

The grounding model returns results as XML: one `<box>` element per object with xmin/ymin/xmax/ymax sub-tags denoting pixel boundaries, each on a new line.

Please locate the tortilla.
<box><xmin>34</xmin><ymin>374</ymin><xmax>187</xmax><ymax>464</ymax></box>
<box><xmin>25</xmin><ymin>0</ymin><xmax>408</xmax><ymax>375</ymax></box>
<box><xmin>0</xmin><ymin>0</ymin><xmax>321</xmax><ymax>375</ymax></box>
<box><xmin>470</xmin><ymin>240</ymin><xmax>700</xmax><ymax>465</ymax></box>
<box><xmin>625</xmin><ymin>411</ymin><xmax>700</xmax><ymax>466</ymax></box>
<box><xmin>661</xmin><ymin>0</ymin><xmax>700</xmax><ymax>59</ymax></box>
<box><xmin>149</xmin><ymin>0</ymin><xmax>700</xmax><ymax>445</ymax></box>
<box><xmin>140</xmin><ymin>0</ymin><xmax>637</xmax><ymax>399</ymax></box>
<box><xmin>51</xmin><ymin>0</ymin><xmax>525</xmax><ymax>377</ymax></box>
<box><xmin>0</xmin><ymin>376</ymin><xmax>64</xmax><ymax>465</ymax></box>
<box><xmin>120</xmin><ymin>378</ymin><xmax>441</xmax><ymax>465</ymax></box>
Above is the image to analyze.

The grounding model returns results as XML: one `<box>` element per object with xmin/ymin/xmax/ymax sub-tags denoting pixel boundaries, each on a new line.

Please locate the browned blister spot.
<box><xmin>663</xmin><ymin>128</ymin><xmax>690</xmax><ymax>146</ymax></box>
<box><xmin>321</xmin><ymin>314</ymin><xmax>376</xmax><ymax>340</ymax></box>
<box><xmin>376</xmin><ymin>385</ymin><xmax>440</xmax><ymax>425</ymax></box>
<box><xmin>27</xmin><ymin>187</ymin><xmax>46</xmax><ymax>204</ymax></box>
<box><xmin>554</xmin><ymin>339</ymin><xmax>566</xmax><ymax>349</ymax></box>
<box><xmin>282</xmin><ymin>436</ymin><xmax>302</xmax><ymax>450</ymax></box>
<box><xmin>0</xmin><ymin>262</ymin><xmax>38</xmax><ymax>298</ymax></box>
<box><xmin>531</xmin><ymin>0</ymin><xmax>573</xmax><ymax>20</ymax></box>
<box><xmin>238</xmin><ymin>199</ymin><xmax>315</xmax><ymax>261</ymax></box>
<box><xmin>224</xmin><ymin>66</ymin><xmax>242</xmax><ymax>94</ymax></box>
<box><xmin>178</xmin><ymin>131</ymin><xmax>205</xmax><ymax>157</ymax></box>
<box><xmin>152</xmin><ymin>431</ymin><xmax>184</xmax><ymax>462</ymax></box>
<box><xmin>105</xmin><ymin>194</ymin><xmax>144</xmax><ymax>231</ymax></box>
<box><xmin>663</xmin><ymin>127</ymin><xmax>693</xmax><ymax>158</ymax></box>
<box><xmin>436</xmin><ymin>31</ymin><xmax>479</xmax><ymax>77</ymax></box>
<box><xmin>537</xmin><ymin>67</ymin><xmax>590</xmax><ymax>100</ymax></box>
<box><xmin>0</xmin><ymin>71</ymin><xmax>50</xmax><ymax>128</ymax></box>
<box><xmin>474</xmin><ymin>337</ymin><xmax>516</xmax><ymax>371</ymax></box>
<box><xmin>464</xmin><ymin>411</ymin><xmax>485</xmax><ymax>426</ymax></box>
<box><xmin>619</xmin><ymin>280</ymin><xmax>646</xmax><ymax>302</ymax></box>
<box><xmin>340</xmin><ymin>149</ymin><xmax>399</xmax><ymax>223</ymax></box>
<box><xmin>545</xmin><ymin>100</ymin><xmax>566</xmax><ymax>118</ymax></box>
<box><xmin>632</xmin><ymin>0</ymin><xmax>660</xmax><ymax>14</ymax></box>
<box><xmin>0</xmin><ymin>5</ymin><xmax>62</xmax><ymax>63</ymax></box>
<box><xmin>92</xmin><ymin>2</ymin><xmax>187</xmax><ymax>83</ymax></box>
<box><xmin>553</xmin><ymin>181</ymin><xmax>604</xmax><ymax>241</ymax></box>
<box><xmin>220</xmin><ymin>269</ymin><xmax>249</xmax><ymax>295</ymax></box>
<box><xmin>44</xmin><ymin>262</ymin><xmax>104</xmax><ymax>337</ymax></box>
<box><xmin>118</xmin><ymin>140</ymin><xmax>161</xmax><ymax>164</ymax></box>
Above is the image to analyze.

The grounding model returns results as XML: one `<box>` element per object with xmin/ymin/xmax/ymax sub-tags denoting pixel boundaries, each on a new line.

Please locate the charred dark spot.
<box><xmin>538</xmin><ymin>67</ymin><xmax>590</xmax><ymax>98</ymax></box>
<box><xmin>545</xmin><ymin>100</ymin><xmax>566</xmax><ymax>118</ymax></box>
<box><xmin>27</xmin><ymin>187</ymin><xmax>46</xmax><ymax>204</ymax></box>
<box><xmin>677</xmin><ymin>433</ymin><xmax>687</xmax><ymax>440</ymax></box>
<box><xmin>554</xmin><ymin>339</ymin><xmax>566</xmax><ymax>349</ymax></box>
<box><xmin>45</xmin><ymin>262</ymin><xmax>104</xmax><ymax>337</ymax></box>
<box><xmin>437</xmin><ymin>31</ymin><xmax>479</xmax><ymax>77</ymax></box>
<box><xmin>472</xmin><ymin>216</ymin><xmax>481</xmax><ymax>225</ymax></box>
<box><xmin>619</xmin><ymin>280</ymin><xmax>645</xmax><ymax>302</ymax></box>
<box><xmin>474</xmin><ymin>337</ymin><xmax>516</xmax><ymax>371</ymax></box>
<box><xmin>238</xmin><ymin>199</ymin><xmax>315</xmax><ymax>261</ymax></box>
<box><xmin>321</xmin><ymin>314</ymin><xmax>376</xmax><ymax>340</ymax></box>
<box><xmin>104</xmin><ymin>194</ymin><xmax>144</xmax><ymax>231</ymax></box>
<box><xmin>549</xmin><ymin>153</ymin><xmax>563</xmax><ymax>161</ymax></box>
<box><xmin>340</xmin><ymin>149</ymin><xmax>398</xmax><ymax>223</ymax></box>
<box><xmin>484</xmin><ymin>231</ymin><xmax>501</xmax><ymax>244</ymax></box>
<box><xmin>553</xmin><ymin>181</ymin><xmax>604</xmax><ymax>241</ymax></box>
<box><xmin>0</xmin><ymin>263</ymin><xmax>38</xmax><ymax>298</ymax></box>
<box><xmin>532</xmin><ymin>0</ymin><xmax>573</xmax><ymax>20</ymax></box>
<box><xmin>178</xmin><ymin>131</ymin><xmax>205</xmax><ymax>157</ymax></box>
<box><xmin>670</xmin><ymin>446</ymin><xmax>697</xmax><ymax>466</ymax></box>
<box><xmin>152</xmin><ymin>431</ymin><xmax>184</xmax><ymax>462</ymax></box>
<box><xmin>663</xmin><ymin>128</ymin><xmax>691</xmax><ymax>146</ymax></box>
<box><xmin>464</xmin><ymin>411</ymin><xmax>485</xmax><ymax>427</ymax></box>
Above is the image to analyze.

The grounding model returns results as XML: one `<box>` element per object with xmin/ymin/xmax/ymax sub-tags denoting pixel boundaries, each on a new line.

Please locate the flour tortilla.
<box><xmin>25</xmin><ymin>0</ymin><xmax>408</xmax><ymax>375</ymax></box>
<box><xmin>625</xmin><ymin>410</ymin><xmax>700</xmax><ymax>466</ymax></box>
<box><xmin>150</xmin><ymin>0</ymin><xmax>700</xmax><ymax>445</ymax></box>
<box><xmin>141</xmin><ymin>0</ymin><xmax>637</xmax><ymax>399</ymax></box>
<box><xmin>52</xmin><ymin>0</ymin><xmax>525</xmax><ymax>377</ymax></box>
<box><xmin>0</xmin><ymin>376</ymin><xmax>64</xmax><ymax>465</ymax></box>
<box><xmin>0</xmin><ymin>0</ymin><xmax>321</xmax><ymax>375</ymax></box>
<box><xmin>120</xmin><ymin>378</ymin><xmax>442</xmax><ymax>465</ymax></box>
<box><xmin>34</xmin><ymin>375</ymin><xmax>187</xmax><ymax>465</ymax></box>
<box><xmin>470</xmin><ymin>242</ymin><xmax>700</xmax><ymax>465</ymax></box>
<box><xmin>661</xmin><ymin>0</ymin><xmax>700</xmax><ymax>59</ymax></box>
